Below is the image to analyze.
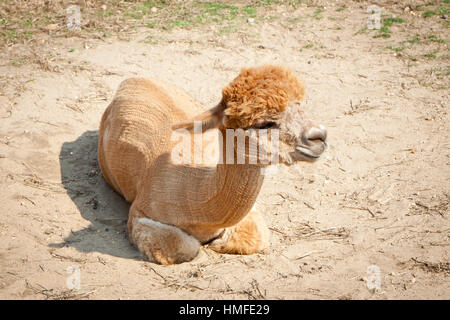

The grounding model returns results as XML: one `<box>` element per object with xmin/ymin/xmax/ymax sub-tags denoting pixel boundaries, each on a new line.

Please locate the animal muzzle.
<box><xmin>294</xmin><ymin>125</ymin><xmax>328</xmax><ymax>161</ymax></box>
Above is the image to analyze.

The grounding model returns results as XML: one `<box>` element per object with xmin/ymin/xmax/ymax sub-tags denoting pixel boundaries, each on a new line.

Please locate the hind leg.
<box><xmin>208</xmin><ymin>211</ymin><xmax>269</xmax><ymax>255</ymax></box>
<box><xmin>128</xmin><ymin>210</ymin><xmax>200</xmax><ymax>265</ymax></box>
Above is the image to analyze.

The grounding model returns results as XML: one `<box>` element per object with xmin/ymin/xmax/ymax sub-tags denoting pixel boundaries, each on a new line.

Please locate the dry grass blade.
<box><xmin>20</xmin><ymin>174</ymin><xmax>66</xmax><ymax>193</ymax></box>
<box><xmin>410</xmin><ymin>194</ymin><xmax>449</xmax><ymax>217</ymax></box>
<box><xmin>239</xmin><ymin>279</ymin><xmax>266</xmax><ymax>300</ymax></box>
<box><xmin>25</xmin><ymin>280</ymin><xmax>95</xmax><ymax>300</ymax></box>
<box><xmin>298</xmin><ymin>226</ymin><xmax>350</xmax><ymax>240</ymax></box>
<box><xmin>44</xmin><ymin>289</ymin><xmax>96</xmax><ymax>300</ymax></box>
<box><xmin>251</xmin><ymin>279</ymin><xmax>266</xmax><ymax>299</ymax></box>
<box><xmin>50</xmin><ymin>252</ymin><xmax>86</xmax><ymax>264</ymax></box>
<box><xmin>294</xmin><ymin>250</ymin><xmax>323</xmax><ymax>260</ymax></box>
<box><xmin>410</xmin><ymin>259</ymin><xmax>450</xmax><ymax>275</ymax></box>
<box><xmin>344</xmin><ymin>98</ymin><xmax>376</xmax><ymax>115</ymax></box>
<box><xmin>64</xmin><ymin>104</ymin><xmax>84</xmax><ymax>113</ymax></box>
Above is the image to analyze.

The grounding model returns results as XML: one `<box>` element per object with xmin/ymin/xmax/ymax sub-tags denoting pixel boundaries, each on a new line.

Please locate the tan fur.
<box><xmin>208</xmin><ymin>211</ymin><xmax>269</xmax><ymax>254</ymax></box>
<box><xmin>98</xmin><ymin>65</ymin><xmax>327</xmax><ymax>264</ymax></box>
<box><xmin>130</xmin><ymin>216</ymin><xmax>200</xmax><ymax>264</ymax></box>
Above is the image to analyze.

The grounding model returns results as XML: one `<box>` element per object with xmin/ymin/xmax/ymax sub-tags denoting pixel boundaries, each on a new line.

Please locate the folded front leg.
<box><xmin>208</xmin><ymin>211</ymin><xmax>270</xmax><ymax>255</ymax></box>
<box><xmin>128</xmin><ymin>210</ymin><xmax>200</xmax><ymax>265</ymax></box>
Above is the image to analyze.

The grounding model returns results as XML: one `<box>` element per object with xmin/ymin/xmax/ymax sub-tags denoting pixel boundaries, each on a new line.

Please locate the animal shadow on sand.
<box><xmin>53</xmin><ymin>130</ymin><xmax>141</xmax><ymax>259</ymax></box>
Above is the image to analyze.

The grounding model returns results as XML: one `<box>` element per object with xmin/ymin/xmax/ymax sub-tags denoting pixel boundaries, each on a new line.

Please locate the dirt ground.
<box><xmin>0</xmin><ymin>0</ymin><xmax>449</xmax><ymax>299</ymax></box>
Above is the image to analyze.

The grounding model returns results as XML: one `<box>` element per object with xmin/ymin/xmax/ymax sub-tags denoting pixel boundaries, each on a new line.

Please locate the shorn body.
<box><xmin>98</xmin><ymin>65</ymin><xmax>328</xmax><ymax>264</ymax></box>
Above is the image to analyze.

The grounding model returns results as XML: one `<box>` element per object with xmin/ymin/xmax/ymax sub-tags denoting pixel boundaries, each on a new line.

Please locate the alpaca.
<box><xmin>98</xmin><ymin>65</ymin><xmax>328</xmax><ymax>264</ymax></box>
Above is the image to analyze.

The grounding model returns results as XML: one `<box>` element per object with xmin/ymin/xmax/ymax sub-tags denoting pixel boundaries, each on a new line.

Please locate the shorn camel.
<box><xmin>98</xmin><ymin>65</ymin><xmax>328</xmax><ymax>264</ymax></box>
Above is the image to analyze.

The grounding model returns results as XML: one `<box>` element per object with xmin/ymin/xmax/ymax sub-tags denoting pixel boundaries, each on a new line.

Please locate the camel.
<box><xmin>98</xmin><ymin>65</ymin><xmax>328</xmax><ymax>264</ymax></box>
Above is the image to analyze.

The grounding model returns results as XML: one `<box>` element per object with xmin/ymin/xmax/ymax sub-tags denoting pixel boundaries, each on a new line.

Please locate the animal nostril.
<box><xmin>307</xmin><ymin>126</ymin><xmax>327</xmax><ymax>142</ymax></box>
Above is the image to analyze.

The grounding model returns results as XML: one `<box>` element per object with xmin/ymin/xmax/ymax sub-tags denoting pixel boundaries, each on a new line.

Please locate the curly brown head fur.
<box><xmin>220</xmin><ymin>65</ymin><xmax>305</xmax><ymax>129</ymax></box>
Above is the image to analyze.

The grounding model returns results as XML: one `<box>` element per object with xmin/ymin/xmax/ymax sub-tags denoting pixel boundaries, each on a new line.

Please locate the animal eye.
<box><xmin>253</xmin><ymin>122</ymin><xmax>276</xmax><ymax>129</ymax></box>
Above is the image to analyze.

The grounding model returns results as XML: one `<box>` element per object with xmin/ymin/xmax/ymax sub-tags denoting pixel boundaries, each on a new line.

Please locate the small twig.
<box><xmin>415</xmin><ymin>201</ymin><xmax>429</xmax><ymax>209</ymax></box>
<box><xmin>251</xmin><ymin>279</ymin><xmax>266</xmax><ymax>299</ymax></box>
<box><xmin>341</xmin><ymin>205</ymin><xmax>375</xmax><ymax>218</ymax></box>
<box><xmin>147</xmin><ymin>266</ymin><xmax>167</xmax><ymax>281</ymax></box>
<box><xmin>303</xmin><ymin>201</ymin><xmax>315</xmax><ymax>210</ymax></box>
<box><xmin>374</xmin><ymin>159</ymin><xmax>414</xmax><ymax>170</ymax></box>
<box><xmin>268</xmin><ymin>227</ymin><xmax>287</xmax><ymax>235</ymax></box>
<box><xmin>295</xmin><ymin>250</ymin><xmax>322</xmax><ymax>260</ymax></box>
<box><xmin>30</xmin><ymin>117</ymin><xmax>59</xmax><ymax>127</ymax></box>
<box><xmin>20</xmin><ymin>195</ymin><xmax>36</xmax><ymax>206</ymax></box>
<box><xmin>374</xmin><ymin>224</ymin><xmax>414</xmax><ymax>231</ymax></box>
<box><xmin>50</xmin><ymin>253</ymin><xmax>86</xmax><ymax>263</ymax></box>
<box><xmin>301</xmin><ymin>226</ymin><xmax>349</xmax><ymax>240</ymax></box>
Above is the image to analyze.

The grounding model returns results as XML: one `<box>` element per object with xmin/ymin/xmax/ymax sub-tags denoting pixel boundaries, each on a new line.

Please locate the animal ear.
<box><xmin>171</xmin><ymin>104</ymin><xmax>223</xmax><ymax>132</ymax></box>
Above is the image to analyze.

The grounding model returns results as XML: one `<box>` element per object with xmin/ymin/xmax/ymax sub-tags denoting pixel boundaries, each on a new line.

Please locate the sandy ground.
<box><xmin>0</xmin><ymin>1</ymin><xmax>449</xmax><ymax>299</ymax></box>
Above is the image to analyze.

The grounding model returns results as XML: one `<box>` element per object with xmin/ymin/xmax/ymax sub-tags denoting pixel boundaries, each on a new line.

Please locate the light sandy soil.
<box><xmin>0</xmin><ymin>1</ymin><xmax>449</xmax><ymax>299</ymax></box>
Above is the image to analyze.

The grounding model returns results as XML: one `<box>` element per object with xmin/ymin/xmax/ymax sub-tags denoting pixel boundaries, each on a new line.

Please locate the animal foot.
<box><xmin>130</xmin><ymin>217</ymin><xmax>200</xmax><ymax>265</ymax></box>
<box><xmin>208</xmin><ymin>211</ymin><xmax>269</xmax><ymax>255</ymax></box>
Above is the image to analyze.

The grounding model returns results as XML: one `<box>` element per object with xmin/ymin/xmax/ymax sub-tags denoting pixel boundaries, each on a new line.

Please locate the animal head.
<box><xmin>172</xmin><ymin>65</ymin><xmax>327</xmax><ymax>165</ymax></box>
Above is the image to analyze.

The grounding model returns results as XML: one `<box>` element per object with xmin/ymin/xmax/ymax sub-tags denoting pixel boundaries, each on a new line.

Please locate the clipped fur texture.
<box><xmin>98</xmin><ymin>65</ymin><xmax>315</xmax><ymax>264</ymax></box>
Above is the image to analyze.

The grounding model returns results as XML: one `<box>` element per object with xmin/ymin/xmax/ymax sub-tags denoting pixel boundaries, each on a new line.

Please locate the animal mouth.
<box><xmin>296</xmin><ymin>146</ymin><xmax>320</xmax><ymax>159</ymax></box>
<box><xmin>293</xmin><ymin>141</ymin><xmax>327</xmax><ymax>162</ymax></box>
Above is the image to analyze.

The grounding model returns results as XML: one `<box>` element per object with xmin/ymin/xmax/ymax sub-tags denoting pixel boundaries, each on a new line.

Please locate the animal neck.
<box><xmin>212</xmin><ymin>162</ymin><xmax>264</xmax><ymax>225</ymax></box>
<box><xmin>147</xmin><ymin>128</ymin><xmax>267</xmax><ymax>241</ymax></box>
<box><xmin>208</xmin><ymin>128</ymin><xmax>266</xmax><ymax>226</ymax></box>
<box><xmin>174</xmin><ymin>130</ymin><xmax>266</xmax><ymax>239</ymax></box>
